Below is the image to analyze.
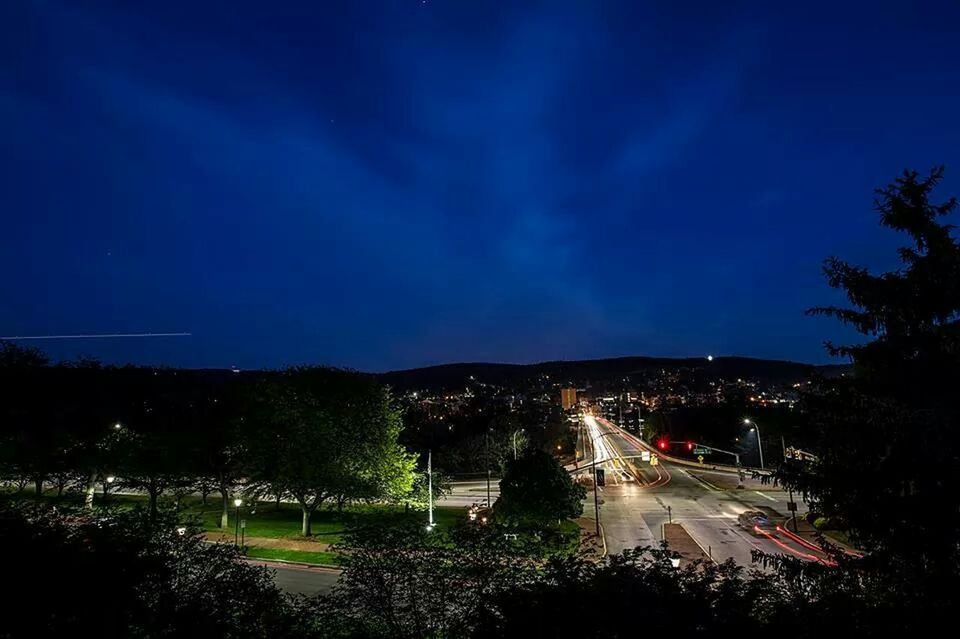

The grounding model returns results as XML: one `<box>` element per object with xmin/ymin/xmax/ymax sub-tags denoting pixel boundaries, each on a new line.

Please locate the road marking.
<box><xmin>682</xmin><ymin>469</ymin><xmax>719</xmax><ymax>491</ymax></box>
<box><xmin>754</xmin><ymin>491</ymin><xmax>778</xmax><ymax>502</ymax></box>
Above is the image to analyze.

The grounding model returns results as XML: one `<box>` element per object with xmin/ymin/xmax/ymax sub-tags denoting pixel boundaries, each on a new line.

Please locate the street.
<box><xmin>580</xmin><ymin>415</ymin><xmax>831</xmax><ymax>565</ymax></box>
<box><xmin>246</xmin><ymin>559</ymin><xmax>341</xmax><ymax>596</ymax></box>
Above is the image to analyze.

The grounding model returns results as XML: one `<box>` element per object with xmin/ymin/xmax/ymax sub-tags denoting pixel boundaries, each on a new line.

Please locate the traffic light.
<box><xmin>687</xmin><ymin>441</ymin><xmax>694</xmax><ymax>451</ymax></box>
<box><xmin>657</xmin><ymin>438</ymin><xmax>668</xmax><ymax>450</ymax></box>
<box><xmin>596</xmin><ymin>468</ymin><xmax>605</xmax><ymax>487</ymax></box>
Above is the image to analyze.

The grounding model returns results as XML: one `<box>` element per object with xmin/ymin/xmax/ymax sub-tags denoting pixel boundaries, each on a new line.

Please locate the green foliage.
<box><xmin>494</xmin><ymin>449</ymin><xmax>586</xmax><ymax>526</ymax></box>
<box><xmin>0</xmin><ymin>502</ymin><xmax>297</xmax><ymax>638</ymax></box>
<box><xmin>242</xmin><ymin>368</ymin><xmax>416</xmax><ymax>535</ymax></box>
<box><xmin>788</xmin><ymin>168</ymin><xmax>960</xmax><ymax>571</ymax></box>
<box><xmin>309</xmin><ymin>522</ymin><xmax>541</xmax><ymax>638</ymax></box>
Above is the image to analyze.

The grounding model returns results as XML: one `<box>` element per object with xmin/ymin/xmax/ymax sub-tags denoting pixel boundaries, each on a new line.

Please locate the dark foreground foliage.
<box><xmin>0</xmin><ymin>502</ymin><xmax>297</xmax><ymax>638</ymax></box>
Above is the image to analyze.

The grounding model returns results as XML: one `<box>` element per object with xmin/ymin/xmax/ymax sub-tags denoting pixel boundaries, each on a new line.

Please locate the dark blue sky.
<box><xmin>3</xmin><ymin>1</ymin><xmax>959</xmax><ymax>371</ymax></box>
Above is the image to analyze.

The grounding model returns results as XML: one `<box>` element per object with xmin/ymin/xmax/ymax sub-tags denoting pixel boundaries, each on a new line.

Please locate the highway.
<box><xmin>581</xmin><ymin>415</ymin><xmax>832</xmax><ymax>566</ymax></box>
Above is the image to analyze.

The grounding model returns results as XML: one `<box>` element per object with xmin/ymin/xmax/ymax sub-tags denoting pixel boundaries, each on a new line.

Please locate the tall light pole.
<box><xmin>426</xmin><ymin>450</ymin><xmax>435</xmax><ymax>530</ymax></box>
<box><xmin>743</xmin><ymin>418</ymin><xmax>765</xmax><ymax>470</ymax></box>
<box><xmin>512</xmin><ymin>428</ymin><xmax>524</xmax><ymax>460</ymax></box>
<box><xmin>485</xmin><ymin>428</ymin><xmax>492</xmax><ymax>508</ymax></box>
<box><xmin>233</xmin><ymin>498</ymin><xmax>242</xmax><ymax>546</ymax></box>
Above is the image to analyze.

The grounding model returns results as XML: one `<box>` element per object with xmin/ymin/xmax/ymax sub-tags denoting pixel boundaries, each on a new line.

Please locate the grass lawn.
<box><xmin>183</xmin><ymin>499</ymin><xmax>467</xmax><ymax>546</ymax></box>
<box><xmin>1</xmin><ymin>490</ymin><xmax>581</xmax><ymax>561</ymax></box>
<box><xmin>244</xmin><ymin>547</ymin><xmax>342</xmax><ymax>566</ymax></box>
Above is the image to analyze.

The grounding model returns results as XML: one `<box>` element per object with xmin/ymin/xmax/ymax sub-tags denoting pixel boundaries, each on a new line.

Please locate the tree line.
<box><xmin>0</xmin><ymin>359</ymin><xmax>418</xmax><ymax>535</ymax></box>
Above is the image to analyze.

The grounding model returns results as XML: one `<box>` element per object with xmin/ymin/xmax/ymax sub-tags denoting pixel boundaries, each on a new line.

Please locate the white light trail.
<box><xmin>1</xmin><ymin>332</ymin><xmax>191</xmax><ymax>340</ymax></box>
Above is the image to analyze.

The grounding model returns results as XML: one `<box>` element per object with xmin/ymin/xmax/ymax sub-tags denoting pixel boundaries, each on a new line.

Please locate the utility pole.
<box><xmin>781</xmin><ymin>435</ymin><xmax>798</xmax><ymax>531</ymax></box>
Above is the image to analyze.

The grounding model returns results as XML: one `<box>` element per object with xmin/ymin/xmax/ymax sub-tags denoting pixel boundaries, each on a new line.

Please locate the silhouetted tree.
<box><xmin>494</xmin><ymin>449</ymin><xmax>585</xmax><ymax>527</ymax></box>
<box><xmin>778</xmin><ymin>167</ymin><xmax>960</xmax><ymax>617</ymax></box>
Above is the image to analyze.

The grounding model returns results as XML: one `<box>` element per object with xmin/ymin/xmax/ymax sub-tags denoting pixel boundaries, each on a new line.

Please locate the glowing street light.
<box><xmin>114</xmin><ymin>423</ymin><xmax>122</xmax><ymax>430</ymax></box>
<box><xmin>426</xmin><ymin>450</ymin><xmax>435</xmax><ymax>531</ymax></box>
<box><xmin>233</xmin><ymin>499</ymin><xmax>243</xmax><ymax>546</ymax></box>
<box><xmin>512</xmin><ymin>428</ymin><xmax>525</xmax><ymax>460</ymax></box>
<box><xmin>706</xmin><ymin>355</ymin><xmax>714</xmax><ymax>362</ymax></box>
<box><xmin>105</xmin><ymin>475</ymin><xmax>115</xmax><ymax>483</ymax></box>
<box><xmin>743</xmin><ymin>418</ymin><xmax>765</xmax><ymax>470</ymax></box>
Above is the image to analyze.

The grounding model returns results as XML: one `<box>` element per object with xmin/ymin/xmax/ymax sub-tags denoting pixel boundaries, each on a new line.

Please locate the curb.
<box><xmin>243</xmin><ymin>556</ymin><xmax>342</xmax><ymax>571</ymax></box>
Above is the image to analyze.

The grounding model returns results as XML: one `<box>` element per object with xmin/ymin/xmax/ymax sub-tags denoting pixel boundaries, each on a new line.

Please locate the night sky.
<box><xmin>3</xmin><ymin>1</ymin><xmax>959</xmax><ymax>371</ymax></box>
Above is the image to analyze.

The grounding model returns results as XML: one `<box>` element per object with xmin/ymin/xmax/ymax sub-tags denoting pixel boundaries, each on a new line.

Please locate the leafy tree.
<box><xmin>494</xmin><ymin>449</ymin><xmax>586</xmax><ymax>526</ymax></box>
<box><xmin>310</xmin><ymin>522</ymin><xmax>538</xmax><ymax>638</ymax></box>
<box><xmin>0</xmin><ymin>340</ymin><xmax>48</xmax><ymax>368</ymax></box>
<box><xmin>117</xmin><ymin>428</ymin><xmax>195</xmax><ymax>519</ymax></box>
<box><xmin>780</xmin><ymin>167</ymin><xmax>960</xmax><ymax>606</ymax></box>
<box><xmin>401</xmin><ymin>464</ymin><xmax>452</xmax><ymax>511</ymax></box>
<box><xmin>477</xmin><ymin>548</ymin><xmax>774</xmax><ymax>637</ymax></box>
<box><xmin>0</xmin><ymin>502</ymin><xmax>297</xmax><ymax>638</ymax></box>
<box><xmin>243</xmin><ymin>368</ymin><xmax>416</xmax><ymax>536</ymax></box>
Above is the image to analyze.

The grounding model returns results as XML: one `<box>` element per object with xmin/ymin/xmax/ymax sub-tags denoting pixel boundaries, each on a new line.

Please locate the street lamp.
<box><xmin>743</xmin><ymin>419</ymin><xmax>765</xmax><ymax>470</ymax></box>
<box><xmin>512</xmin><ymin>428</ymin><xmax>524</xmax><ymax>461</ymax></box>
<box><xmin>426</xmin><ymin>449</ymin><xmax>435</xmax><ymax>531</ymax></box>
<box><xmin>233</xmin><ymin>499</ymin><xmax>243</xmax><ymax>546</ymax></box>
<box><xmin>485</xmin><ymin>428</ymin><xmax>492</xmax><ymax>508</ymax></box>
<box><xmin>114</xmin><ymin>422</ymin><xmax>122</xmax><ymax>430</ymax></box>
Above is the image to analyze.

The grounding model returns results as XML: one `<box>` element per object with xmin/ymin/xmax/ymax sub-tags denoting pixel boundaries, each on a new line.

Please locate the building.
<box><xmin>560</xmin><ymin>388</ymin><xmax>577</xmax><ymax>410</ymax></box>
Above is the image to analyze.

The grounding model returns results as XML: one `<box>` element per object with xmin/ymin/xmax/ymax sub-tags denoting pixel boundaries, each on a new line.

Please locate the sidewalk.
<box><xmin>204</xmin><ymin>531</ymin><xmax>331</xmax><ymax>552</ymax></box>
<box><xmin>576</xmin><ymin>517</ymin><xmax>606</xmax><ymax>559</ymax></box>
<box><xmin>778</xmin><ymin>516</ymin><xmax>861</xmax><ymax>556</ymax></box>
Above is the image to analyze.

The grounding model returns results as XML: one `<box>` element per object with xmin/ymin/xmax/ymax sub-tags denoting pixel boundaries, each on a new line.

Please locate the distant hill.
<box><xmin>375</xmin><ymin>356</ymin><xmax>849</xmax><ymax>391</ymax></box>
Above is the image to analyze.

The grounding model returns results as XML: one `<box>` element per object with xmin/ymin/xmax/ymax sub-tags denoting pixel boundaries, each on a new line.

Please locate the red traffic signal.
<box><xmin>687</xmin><ymin>441</ymin><xmax>694</xmax><ymax>451</ymax></box>
<box><xmin>657</xmin><ymin>438</ymin><xmax>668</xmax><ymax>450</ymax></box>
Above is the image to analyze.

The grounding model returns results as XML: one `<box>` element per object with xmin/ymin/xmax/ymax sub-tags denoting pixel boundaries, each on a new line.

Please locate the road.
<box><xmin>246</xmin><ymin>559</ymin><xmax>341</xmax><ymax>596</ymax></box>
<box><xmin>438</xmin><ymin>479</ymin><xmax>499</xmax><ymax>507</ymax></box>
<box><xmin>243</xmin><ymin>480</ymin><xmax>495</xmax><ymax>597</ymax></box>
<box><xmin>580</xmin><ymin>415</ymin><xmax>830</xmax><ymax>566</ymax></box>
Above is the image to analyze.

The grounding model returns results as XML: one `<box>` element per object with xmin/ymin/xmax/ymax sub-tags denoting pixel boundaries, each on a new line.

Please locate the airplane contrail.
<box><xmin>1</xmin><ymin>333</ymin><xmax>192</xmax><ymax>340</ymax></box>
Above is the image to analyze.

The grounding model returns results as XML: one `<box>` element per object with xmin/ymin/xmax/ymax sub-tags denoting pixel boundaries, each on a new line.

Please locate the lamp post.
<box><xmin>512</xmin><ymin>428</ymin><xmax>524</xmax><ymax>460</ymax></box>
<box><xmin>233</xmin><ymin>498</ymin><xmax>242</xmax><ymax>546</ymax></box>
<box><xmin>485</xmin><ymin>429</ymin><xmax>492</xmax><ymax>508</ymax></box>
<box><xmin>743</xmin><ymin>419</ymin><xmax>765</xmax><ymax>470</ymax></box>
<box><xmin>426</xmin><ymin>449</ymin><xmax>435</xmax><ymax>530</ymax></box>
<box><xmin>780</xmin><ymin>434</ymin><xmax>799</xmax><ymax>531</ymax></box>
<box><xmin>176</xmin><ymin>526</ymin><xmax>186</xmax><ymax>590</ymax></box>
